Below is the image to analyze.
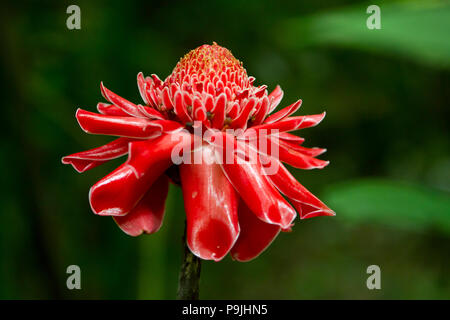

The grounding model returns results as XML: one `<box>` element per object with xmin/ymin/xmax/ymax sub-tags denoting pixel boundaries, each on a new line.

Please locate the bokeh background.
<box><xmin>1</xmin><ymin>0</ymin><xmax>449</xmax><ymax>299</ymax></box>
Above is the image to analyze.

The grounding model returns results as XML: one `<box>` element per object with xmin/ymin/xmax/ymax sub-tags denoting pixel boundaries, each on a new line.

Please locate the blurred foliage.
<box><xmin>280</xmin><ymin>0</ymin><xmax>450</xmax><ymax>69</ymax></box>
<box><xmin>0</xmin><ymin>0</ymin><xmax>449</xmax><ymax>299</ymax></box>
<box><xmin>324</xmin><ymin>179</ymin><xmax>450</xmax><ymax>234</ymax></box>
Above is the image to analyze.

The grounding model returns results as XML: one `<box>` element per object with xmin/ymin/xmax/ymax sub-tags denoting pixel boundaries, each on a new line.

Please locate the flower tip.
<box><xmin>212</xmin><ymin>256</ymin><xmax>223</xmax><ymax>263</ymax></box>
<box><xmin>303</xmin><ymin>159</ymin><xmax>330</xmax><ymax>170</ymax></box>
<box><xmin>88</xmin><ymin>186</ymin><xmax>127</xmax><ymax>216</ymax></box>
<box><xmin>75</xmin><ymin>108</ymin><xmax>90</xmax><ymax>134</ymax></box>
<box><xmin>281</xmin><ymin>223</ymin><xmax>294</xmax><ymax>232</ymax></box>
<box><xmin>124</xmin><ymin>230</ymin><xmax>144</xmax><ymax>237</ymax></box>
<box><xmin>112</xmin><ymin>218</ymin><xmax>145</xmax><ymax>237</ymax></box>
<box><xmin>230</xmin><ymin>252</ymin><xmax>261</xmax><ymax>263</ymax></box>
<box><xmin>95</xmin><ymin>208</ymin><xmax>125</xmax><ymax>216</ymax></box>
<box><xmin>307</xmin><ymin>111</ymin><xmax>327</xmax><ymax>128</ymax></box>
<box><xmin>308</xmin><ymin>160</ymin><xmax>330</xmax><ymax>170</ymax></box>
<box><xmin>310</xmin><ymin>111</ymin><xmax>327</xmax><ymax>127</ymax></box>
<box><xmin>186</xmin><ymin>242</ymin><xmax>227</xmax><ymax>262</ymax></box>
<box><xmin>61</xmin><ymin>155</ymin><xmax>76</xmax><ymax>169</ymax></box>
<box><xmin>230</xmin><ymin>252</ymin><xmax>250</xmax><ymax>262</ymax></box>
<box><xmin>290</xmin><ymin>99</ymin><xmax>303</xmax><ymax>114</ymax></box>
<box><xmin>61</xmin><ymin>156</ymin><xmax>81</xmax><ymax>173</ymax></box>
<box><xmin>312</xmin><ymin>148</ymin><xmax>327</xmax><ymax>156</ymax></box>
<box><xmin>300</xmin><ymin>208</ymin><xmax>336</xmax><ymax>220</ymax></box>
<box><xmin>75</xmin><ymin>107</ymin><xmax>83</xmax><ymax>120</ymax></box>
<box><xmin>99</xmin><ymin>81</ymin><xmax>110</xmax><ymax>101</ymax></box>
<box><xmin>96</xmin><ymin>102</ymin><xmax>106</xmax><ymax>114</ymax></box>
<box><xmin>320</xmin><ymin>160</ymin><xmax>330</xmax><ymax>169</ymax></box>
<box><xmin>230</xmin><ymin>254</ymin><xmax>244</xmax><ymax>262</ymax></box>
<box><xmin>136</xmin><ymin>72</ymin><xmax>147</xmax><ymax>86</ymax></box>
<box><xmin>324</xmin><ymin>209</ymin><xmax>336</xmax><ymax>217</ymax></box>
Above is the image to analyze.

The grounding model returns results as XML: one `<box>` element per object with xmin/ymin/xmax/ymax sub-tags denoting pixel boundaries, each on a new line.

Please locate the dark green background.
<box><xmin>1</xmin><ymin>0</ymin><xmax>449</xmax><ymax>299</ymax></box>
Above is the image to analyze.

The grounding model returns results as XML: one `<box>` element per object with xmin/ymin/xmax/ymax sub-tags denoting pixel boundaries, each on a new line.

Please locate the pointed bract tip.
<box><xmin>300</xmin><ymin>208</ymin><xmax>336</xmax><ymax>220</ymax></box>
<box><xmin>99</xmin><ymin>81</ymin><xmax>109</xmax><ymax>101</ymax></box>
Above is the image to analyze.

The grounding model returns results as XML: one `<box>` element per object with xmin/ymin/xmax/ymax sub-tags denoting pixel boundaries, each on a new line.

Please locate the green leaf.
<box><xmin>323</xmin><ymin>179</ymin><xmax>450</xmax><ymax>234</ymax></box>
<box><xmin>279</xmin><ymin>1</ymin><xmax>450</xmax><ymax>69</ymax></box>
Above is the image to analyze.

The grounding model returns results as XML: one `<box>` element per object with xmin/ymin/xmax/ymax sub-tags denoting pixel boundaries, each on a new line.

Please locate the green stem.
<box><xmin>176</xmin><ymin>222</ymin><xmax>201</xmax><ymax>300</ymax></box>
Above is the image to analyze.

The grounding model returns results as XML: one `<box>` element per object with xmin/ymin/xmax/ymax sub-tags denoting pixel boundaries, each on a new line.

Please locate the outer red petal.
<box><xmin>100</xmin><ymin>82</ymin><xmax>146</xmax><ymax>118</ymax></box>
<box><xmin>136</xmin><ymin>104</ymin><xmax>165</xmax><ymax>120</ymax></box>
<box><xmin>62</xmin><ymin>137</ymin><xmax>131</xmax><ymax>173</ymax></box>
<box><xmin>239</xmin><ymin>135</ymin><xmax>328</xmax><ymax>170</ymax></box>
<box><xmin>276</xmin><ymin>138</ymin><xmax>329</xmax><ymax>169</ymax></box>
<box><xmin>277</xmin><ymin>139</ymin><xmax>326</xmax><ymax>157</ymax></box>
<box><xmin>264</xmin><ymin>99</ymin><xmax>302</xmax><ymax>124</ymax></box>
<box><xmin>64</xmin><ymin>160</ymin><xmax>105</xmax><ymax>172</ymax></box>
<box><xmin>263</xmin><ymin>157</ymin><xmax>335</xmax><ymax>219</ymax></box>
<box><xmin>215</xmin><ymin>133</ymin><xmax>296</xmax><ymax>229</ymax></box>
<box><xmin>230</xmin><ymin>200</ymin><xmax>280</xmax><ymax>262</ymax></box>
<box><xmin>291</xmin><ymin>199</ymin><xmax>336</xmax><ymax>220</ymax></box>
<box><xmin>246</xmin><ymin>112</ymin><xmax>326</xmax><ymax>136</ymax></box>
<box><xmin>243</xmin><ymin>135</ymin><xmax>325</xmax><ymax>166</ymax></box>
<box><xmin>137</xmin><ymin>72</ymin><xmax>150</xmax><ymax>105</ymax></box>
<box><xmin>180</xmin><ymin>144</ymin><xmax>239</xmax><ymax>261</ymax></box>
<box><xmin>268</xmin><ymin>85</ymin><xmax>284</xmax><ymax>113</ymax></box>
<box><xmin>278</xmin><ymin>132</ymin><xmax>305</xmax><ymax>144</ymax></box>
<box><xmin>113</xmin><ymin>175</ymin><xmax>169</xmax><ymax>236</ymax></box>
<box><xmin>97</xmin><ymin>103</ymin><xmax>129</xmax><ymax>117</ymax></box>
<box><xmin>89</xmin><ymin>131</ymin><xmax>192</xmax><ymax>216</ymax></box>
<box><xmin>76</xmin><ymin>109</ymin><xmax>181</xmax><ymax>138</ymax></box>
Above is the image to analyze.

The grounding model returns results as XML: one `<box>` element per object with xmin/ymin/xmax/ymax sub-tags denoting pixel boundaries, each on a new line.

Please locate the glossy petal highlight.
<box><xmin>180</xmin><ymin>145</ymin><xmax>239</xmax><ymax>261</ymax></box>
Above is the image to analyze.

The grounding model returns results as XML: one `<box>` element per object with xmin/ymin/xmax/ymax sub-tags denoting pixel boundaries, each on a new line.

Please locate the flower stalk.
<box><xmin>177</xmin><ymin>222</ymin><xmax>201</xmax><ymax>300</ymax></box>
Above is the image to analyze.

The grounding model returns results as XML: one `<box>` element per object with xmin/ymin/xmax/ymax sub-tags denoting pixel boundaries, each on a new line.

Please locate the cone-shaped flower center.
<box><xmin>166</xmin><ymin>42</ymin><xmax>250</xmax><ymax>92</ymax></box>
<box><xmin>155</xmin><ymin>42</ymin><xmax>268</xmax><ymax>131</ymax></box>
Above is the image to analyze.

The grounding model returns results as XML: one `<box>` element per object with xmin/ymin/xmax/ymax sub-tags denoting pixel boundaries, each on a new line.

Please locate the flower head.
<box><xmin>62</xmin><ymin>43</ymin><xmax>334</xmax><ymax>262</ymax></box>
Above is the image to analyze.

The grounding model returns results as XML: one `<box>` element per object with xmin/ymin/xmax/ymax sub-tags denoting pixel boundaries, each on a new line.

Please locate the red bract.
<box><xmin>62</xmin><ymin>43</ymin><xmax>334</xmax><ymax>262</ymax></box>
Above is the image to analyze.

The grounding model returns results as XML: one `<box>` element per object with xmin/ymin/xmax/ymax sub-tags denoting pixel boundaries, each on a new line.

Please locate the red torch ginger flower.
<box><xmin>62</xmin><ymin>43</ymin><xmax>334</xmax><ymax>262</ymax></box>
